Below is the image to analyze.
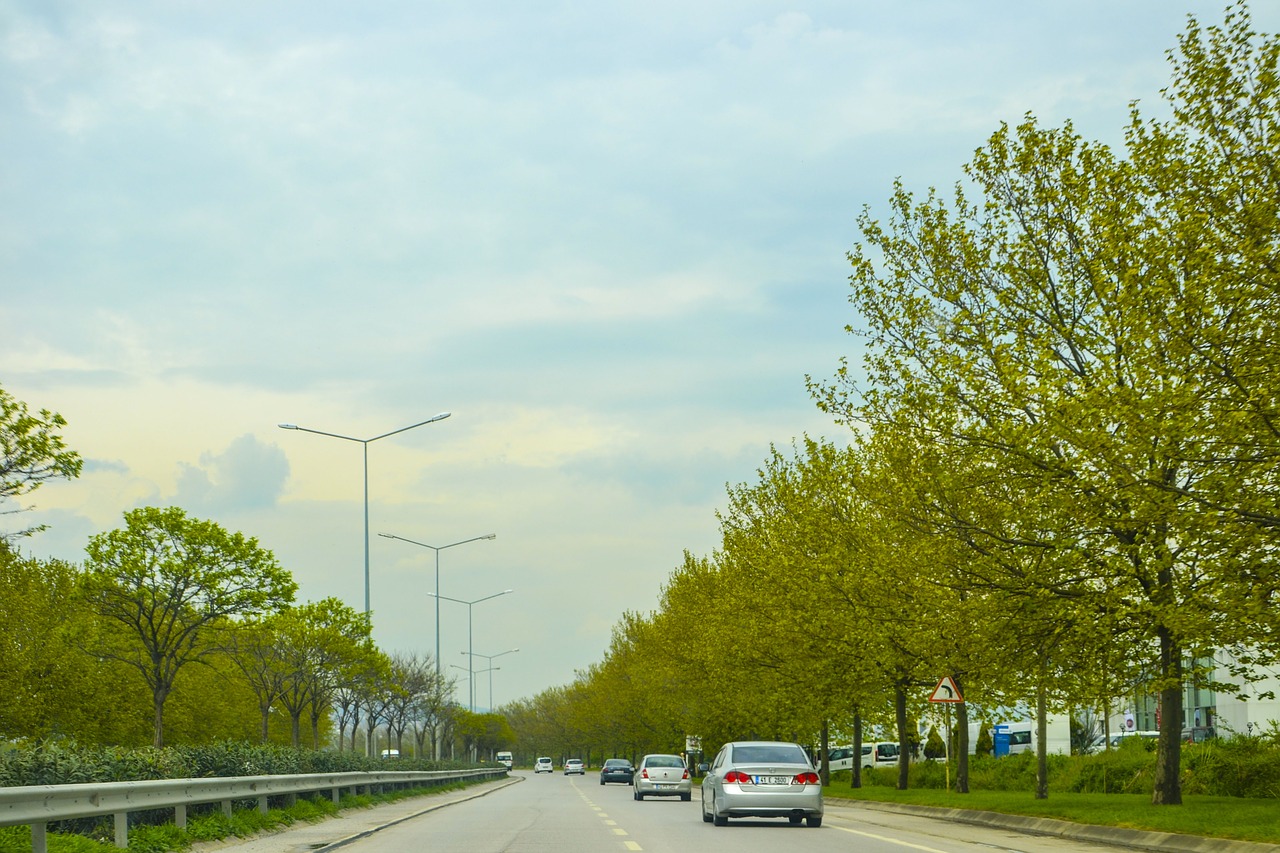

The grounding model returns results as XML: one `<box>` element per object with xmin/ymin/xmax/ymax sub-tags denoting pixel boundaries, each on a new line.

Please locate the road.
<box><xmin>307</xmin><ymin>772</ymin><xmax>1149</xmax><ymax>853</ymax></box>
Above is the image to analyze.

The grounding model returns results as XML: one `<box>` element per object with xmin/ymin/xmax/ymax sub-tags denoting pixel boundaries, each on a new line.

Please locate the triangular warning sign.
<box><xmin>928</xmin><ymin>676</ymin><xmax>964</xmax><ymax>703</ymax></box>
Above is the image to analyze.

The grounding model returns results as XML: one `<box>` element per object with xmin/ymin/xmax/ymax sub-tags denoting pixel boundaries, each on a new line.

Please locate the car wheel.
<box><xmin>701</xmin><ymin>794</ymin><xmax>713</xmax><ymax>822</ymax></box>
<box><xmin>713</xmin><ymin>811</ymin><xmax>728</xmax><ymax>827</ymax></box>
<box><xmin>806</xmin><ymin>815</ymin><xmax>823</xmax><ymax>828</ymax></box>
<box><xmin>634</xmin><ymin>788</ymin><xmax>643</xmax><ymax>801</ymax></box>
<box><xmin>599</xmin><ymin>779</ymin><xmax>605</xmax><ymax>785</ymax></box>
<box><xmin>789</xmin><ymin>815</ymin><xmax>802</xmax><ymax>825</ymax></box>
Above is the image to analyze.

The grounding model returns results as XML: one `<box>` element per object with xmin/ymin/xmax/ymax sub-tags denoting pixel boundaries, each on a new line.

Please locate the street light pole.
<box><xmin>462</xmin><ymin>648</ymin><xmax>519</xmax><ymax>710</ymax></box>
<box><xmin>278</xmin><ymin>413</ymin><xmax>451</xmax><ymax>615</ymax></box>
<box><xmin>378</xmin><ymin>533</ymin><xmax>496</xmax><ymax>680</ymax></box>
<box><xmin>428</xmin><ymin>589</ymin><xmax>513</xmax><ymax>711</ymax></box>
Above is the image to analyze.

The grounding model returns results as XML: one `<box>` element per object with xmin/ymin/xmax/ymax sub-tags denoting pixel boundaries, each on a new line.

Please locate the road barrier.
<box><xmin>0</xmin><ymin>767</ymin><xmax>506</xmax><ymax>853</ymax></box>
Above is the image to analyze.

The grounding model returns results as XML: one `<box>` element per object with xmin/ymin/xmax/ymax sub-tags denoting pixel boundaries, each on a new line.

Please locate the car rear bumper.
<box><xmin>716</xmin><ymin>786</ymin><xmax>822</xmax><ymax>816</ymax></box>
<box><xmin>636</xmin><ymin>780</ymin><xmax>691</xmax><ymax>796</ymax></box>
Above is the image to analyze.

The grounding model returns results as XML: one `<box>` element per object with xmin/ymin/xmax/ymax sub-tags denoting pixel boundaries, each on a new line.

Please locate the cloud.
<box><xmin>172</xmin><ymin>434</ymin><xmax>289</xmax><ymax>513</ymax></box>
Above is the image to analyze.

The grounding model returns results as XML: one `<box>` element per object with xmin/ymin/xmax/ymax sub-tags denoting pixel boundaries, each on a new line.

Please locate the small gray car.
<box><xmin>700</xmin><ymin>740</ymin><xmax>823</xmax><ymax>827</ymax></box>
<box><xmin>633</xmin><ymin>753</ymin><xmax>691</xmax><ymax>801</ymax></box>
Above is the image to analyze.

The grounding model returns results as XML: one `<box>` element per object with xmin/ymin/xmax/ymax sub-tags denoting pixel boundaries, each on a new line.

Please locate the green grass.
<box><xmin>825</xmin><ymin>785</ymin><xmax>1280</xmax><ymax>845</ymax></box>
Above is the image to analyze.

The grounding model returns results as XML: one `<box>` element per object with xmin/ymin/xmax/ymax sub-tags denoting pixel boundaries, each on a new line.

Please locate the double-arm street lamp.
<box><xmin>427</xmin><ymin>589</ymin><xmax>513</xmax><ymax>711</ymax></box>
<box><xmin>378</xmin><ymin>533</ymin><xmax>496</xmax><ymax>681</ymax></box>
<box><xmin>462</xmin><ymin>648</ymin><xmax>519</xmax><ymax>710</ymax></box>
<box><xmin>277</xmin><ymin>413</ymin><xmax>451</xmax><ymax>615</ymax></box>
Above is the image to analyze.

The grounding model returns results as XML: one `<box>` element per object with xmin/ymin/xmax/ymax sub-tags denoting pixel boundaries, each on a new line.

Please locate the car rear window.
<box><xmin>731</xmin><ymin>744</ymin><xmax>807</xmax><ymax>764</ymax></box>
<box><xmin>645</xmin><ymin>755</ymin><xmax>684</xmax><ymax>768</ymax></box>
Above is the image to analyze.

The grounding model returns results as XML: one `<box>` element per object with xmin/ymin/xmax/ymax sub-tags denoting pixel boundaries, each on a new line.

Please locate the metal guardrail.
<box><xmin>0</xmin><ymin>767</ymin><xmax>506</xmax><ymax>853</ymax></box>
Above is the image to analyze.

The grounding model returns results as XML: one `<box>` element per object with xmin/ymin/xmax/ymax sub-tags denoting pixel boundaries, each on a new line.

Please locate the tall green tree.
<box><xmin>83</xmin><ymin>506</ymin><xmax>297</xmax><ymax>747</ymax></box>
<box><xmin>273</xmin><ymin>598</ymin><xmax>373</xmax><ymax>748</ymax></box>
<box><xmin>0</xmin><ymin>382</ymin><xmax>82</xmax><ymax>541</ymax></box>
<box><xmin>0</xmin><ymin>541</ymin><xmax>128</xmax><ymax>741</ymax></box>
<box><xmin>813</xmin><ymin>5</ymin><xmax>1280</xmax><ymax>804</ymax></box>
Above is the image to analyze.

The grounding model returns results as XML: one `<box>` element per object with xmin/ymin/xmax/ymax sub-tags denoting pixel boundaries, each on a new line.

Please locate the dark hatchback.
<box><xmin>600</xmin><ymin>758</ymin><xmax>635</xmax><ymax>785</ymax></box>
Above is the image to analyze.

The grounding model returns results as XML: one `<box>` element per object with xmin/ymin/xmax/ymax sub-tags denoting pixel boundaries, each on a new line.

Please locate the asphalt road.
<box><xmin>191</xmin><ymin>772</ymin><xmax>1280</xmax><ymax>853</ymax></box>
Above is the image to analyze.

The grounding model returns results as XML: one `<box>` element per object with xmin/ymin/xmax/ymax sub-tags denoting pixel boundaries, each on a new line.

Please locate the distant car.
<box><xmin>600</xmin><ymin>758</ymin><xmax>634</xmax><ymax>785</ymax></box>
<box><xmin>633</xmin><ymin>753</ymin><xmax>691</xmax><ymax>801</ymax></box>
<box><xmin>564</xmin><ymin>758</ymin><xmax>585</xmax><ymax>775</ymax></box>
<box><xmin>534</xmin><ymin>756</ymin><xmax>554</xmax><ymax>773</ymax></box>
<box><xmin>496</xmin><ymin>750</ymin><xmax>514</xmax><ymax>770</ymax></box>
<box><xmin>1183</xmin><ymin>726</ymin><xmax>1216</xmax><ymax>744</ymax></box>
<box><xmin>701</xmin><ymin>740</ymin><xmax>823</xmax><ymax>827</ymax></box>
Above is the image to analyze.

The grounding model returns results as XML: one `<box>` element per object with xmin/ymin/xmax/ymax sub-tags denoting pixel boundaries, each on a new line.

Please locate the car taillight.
<box><xmin>723</xmin><ymin>770</ymin><xmax>752</xmax><ymax>784</ymax></box>
<box><xmin>794</xmin><ymin>771</ymin><xmax>820</xmax><ymax>785</ymax></box>
<box><xmin>681</xmin><ymin>768</ymin><xmax>690</xmax><ymax>780</ymax></box>
<box><xmin>641</xmin><ymin>769</ymin><xmax>649</xmax><ymax>779</ymax></box>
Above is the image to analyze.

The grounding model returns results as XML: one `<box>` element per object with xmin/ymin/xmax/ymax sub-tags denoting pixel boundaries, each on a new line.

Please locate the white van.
<box><xmin>496</xmin><ymin>751</ymin><xmax>514</xmax><ymax>769</ymax></box>
<box><xmin>829</xmin><ymin>742</ymin><xmax>899</xmax><ymax>770</ymax></box>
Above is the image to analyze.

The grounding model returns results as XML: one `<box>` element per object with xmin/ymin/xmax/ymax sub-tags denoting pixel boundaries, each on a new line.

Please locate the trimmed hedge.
<box><xmin>0</xmin><ymin>739</ymin><xmax>486</xmax><ymax>786</ymax></box>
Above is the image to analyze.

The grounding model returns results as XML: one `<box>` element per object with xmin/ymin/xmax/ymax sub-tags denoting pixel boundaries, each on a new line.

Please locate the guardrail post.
<box><xmin>32</xmin><ymin>822</ymin><xmax>47</xmax><ymax>853</ymax></box>
<box><xmin>331</xmin><ymin>786</ymin><xmax>341</xmax><ymax>803</ymax></box>
<box><xmin>257</xmin><ymin>795</ymin><xmax>268</xmax><ymax>814</ymax></box>
<box><xmin>113</xmin><ymin>812</ymin><xmax>128</xmax><ymax>848</ymax></box>
<box><xmin>175</xmin><ymin>803</ymin><xmax>187</xmax><ymax>829</ymax></box>
<box><xmin>221</xmin><ymin>799</ymin><xmax>233</xmax><ymax>819</ymax></box>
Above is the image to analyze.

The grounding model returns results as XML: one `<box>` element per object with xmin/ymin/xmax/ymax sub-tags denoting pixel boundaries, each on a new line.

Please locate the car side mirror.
<box><xmin>697</xmin><ymin>762</ymin><xmax>710</xmax><ymax>774</ymax></box>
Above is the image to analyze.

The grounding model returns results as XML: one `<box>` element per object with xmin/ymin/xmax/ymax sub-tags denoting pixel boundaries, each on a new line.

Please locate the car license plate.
<box><xmin>753</xmin><ymin>775</ymin><xmax>791</xmax><ymax>785</ymax></box>
<box><xmin>657</xmin><ymin>783</ymin><xmax>672</xmax><ymax>789</ymax></box>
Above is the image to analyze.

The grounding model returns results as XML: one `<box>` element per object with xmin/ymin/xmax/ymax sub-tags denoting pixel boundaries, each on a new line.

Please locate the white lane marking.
<box><xmin>833</xmin><ymin>824</ymin><xmax>951</xmax><ymax>852</ymax></box>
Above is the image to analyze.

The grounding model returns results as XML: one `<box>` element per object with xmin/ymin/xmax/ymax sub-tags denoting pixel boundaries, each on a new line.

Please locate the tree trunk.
<box><xmin>895</xmin><ymin>680</ymin><xmax>909</xmax><ymax>790</ymax></box>
<box><xmin>1152</xmin><ymin>627</ymin><xmax>1184</xmax><ymax>805</ymax></box>
<box><xmin>152</xmin><ymin>689</ymin><xmax>167</xmax><ymax>749</ymax></box>
<box><xmin>851</xmin><ymin>710</ymin><xmax>863</xmax><ymax>789</ymax></box>
<box><xmin>1035</xmin><ymin>679</ymin><xmax>1048</xmax><ymax>799</ymax></box>
<box><xmin>954</xmin><ymin>680</ymin><xmax>969</xmax><ymax>793</ymax></box>
<box><xmin>820</xmin><ymin>720</ymin><xmax>830</xmax><ymax>786</ymax></box>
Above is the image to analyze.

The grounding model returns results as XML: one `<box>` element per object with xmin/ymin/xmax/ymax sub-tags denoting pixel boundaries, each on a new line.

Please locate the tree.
<box><xmin>0</xmin><ymin>382</ymin><xmax>82</xmax><ymax>541</ymax></box>
<box><xmin>0</xmin><ymin>540</ymin><xmax>137</xmax><ymax>741</ymax></box>
<box><xmin>812</xmin><ymin>4</ymin><xmax>1280</xmax><ymax>804</ymax></box>
<box><xmin>83</xmin><ymin>506</ymin><xmax>297</xmax><ymax>747</ymax></box>
<box><xmin>272</xmin><ymin>598</ymin><xmax>373</xmax><ymax>748</ymax></box>
<box><xmin>226</xmin><ymin>618</ymin><xmax>293</xmax><ymax>743</ymax></box>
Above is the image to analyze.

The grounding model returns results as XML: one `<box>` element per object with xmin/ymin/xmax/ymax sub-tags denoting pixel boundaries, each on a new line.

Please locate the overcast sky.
<box><xmin>4</xmin><ymin>1</ymin><xmax>1272</xmax><ymax>712</ymax></box>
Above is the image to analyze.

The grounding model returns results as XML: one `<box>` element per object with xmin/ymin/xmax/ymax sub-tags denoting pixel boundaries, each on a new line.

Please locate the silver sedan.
<box><xmin>700</xmin><ymin>740</ymin><xmax>823</xmax><ymax>827</ymax></box>
<box><xmin>633</xmin><ymin>754</ymin><xmax>691</xmax><ymax>801</ymax></box>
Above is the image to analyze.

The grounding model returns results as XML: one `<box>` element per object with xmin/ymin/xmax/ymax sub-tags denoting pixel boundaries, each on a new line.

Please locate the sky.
<box><xmin>4</xmin><ymin>1</ymin><xmax>1275</xmax><ymax>712</ymax></box>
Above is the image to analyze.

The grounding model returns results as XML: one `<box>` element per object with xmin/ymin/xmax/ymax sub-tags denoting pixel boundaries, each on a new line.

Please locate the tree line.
<box><xmin>0</xmin><ymin>390</ymin><xmax>512</xmax><ymax>760</ymax></box>
<box><xmin>495</xmin><ymin>3</ymin><xmax>1280</xmax><ymax>807</ymax></box>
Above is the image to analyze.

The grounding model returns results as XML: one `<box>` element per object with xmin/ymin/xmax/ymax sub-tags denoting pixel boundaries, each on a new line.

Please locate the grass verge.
<box><xmin>825</xmin><ymin>785</ymin><xmax>1280</xmax><ymax>845</ymax></box>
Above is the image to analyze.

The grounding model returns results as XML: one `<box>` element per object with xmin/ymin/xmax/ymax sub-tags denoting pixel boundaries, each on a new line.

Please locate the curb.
<box><xmin>828</xmin><ymin>799</ymin><xmax>1280</xmax><ymax>853</ymax></box>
